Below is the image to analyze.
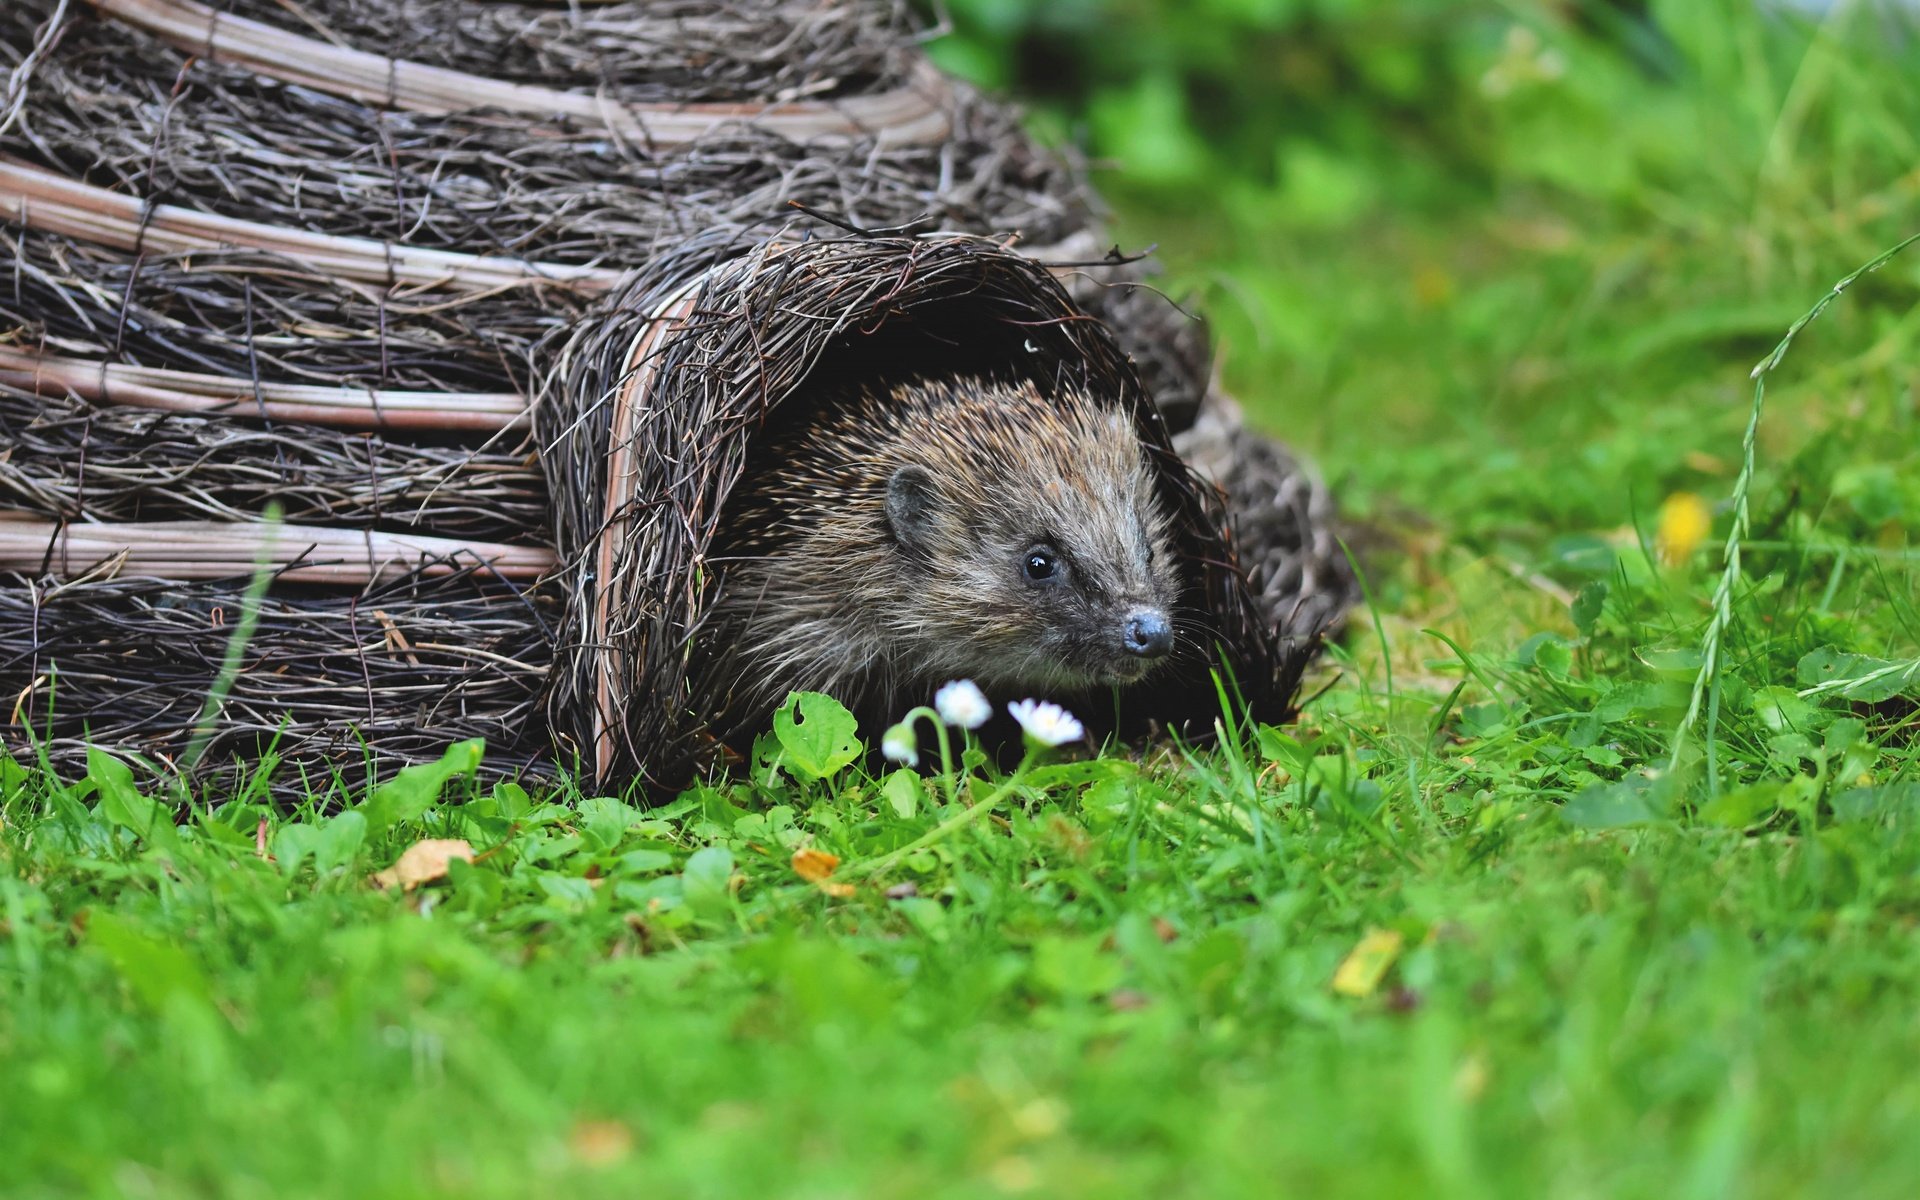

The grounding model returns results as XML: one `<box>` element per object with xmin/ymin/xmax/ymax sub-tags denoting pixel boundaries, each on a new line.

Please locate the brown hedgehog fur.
<box><xmin>700</xmin><ymin>375</ymin><xmax>1185</xmax><ymax>740</ymax></box>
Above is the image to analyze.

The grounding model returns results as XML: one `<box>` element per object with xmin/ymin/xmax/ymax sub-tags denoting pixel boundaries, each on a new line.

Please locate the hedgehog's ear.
<box><xmin>886</xmin><ymin>464</ymin><xmax>941</xmax><ymax>551</ymax></box>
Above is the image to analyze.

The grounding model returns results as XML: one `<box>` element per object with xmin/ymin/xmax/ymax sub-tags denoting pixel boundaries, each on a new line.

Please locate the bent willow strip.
<box><xmin>0</xmin><ymin>518</ymin><xmax>558</xmax><ymax>584</ymax></box>
<box><xmin>0</xmin><ymin>159</ymin><xmax>626</xmax><ymax>293</ymax></box>
<box><xmin>0</xmin><ymin>347</ymin><xmax>526</xmax><ymax>432</ymax></box>
<box><xmin>84</xmin><ymin>0</ymin><xmax>953</xmax><ymax>147</ymax></box>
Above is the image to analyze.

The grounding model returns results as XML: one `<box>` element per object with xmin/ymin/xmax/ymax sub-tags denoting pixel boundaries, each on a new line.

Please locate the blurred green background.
<box><xmin>926</xmin><ymin>0</ymin><xmax>1920</xmax><ymax>596</ymax></box>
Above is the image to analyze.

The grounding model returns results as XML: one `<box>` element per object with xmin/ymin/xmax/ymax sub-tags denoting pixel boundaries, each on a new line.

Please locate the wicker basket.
<box><xmin>0</xmin><ymin>0</ymin><xmax>1350</xmax><ymax>793</ymax></box>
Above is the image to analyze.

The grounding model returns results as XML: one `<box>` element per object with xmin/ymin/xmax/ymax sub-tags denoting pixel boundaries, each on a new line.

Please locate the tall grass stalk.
<box><xmin>179</xmin><ymin>504</ymin><xmax>283</xmax><ymax>782</ymax></box>
<box><xmin>1671</xmin><ymin>233</ymin><xmax>1920</xmax><ymax>792</ymax></box>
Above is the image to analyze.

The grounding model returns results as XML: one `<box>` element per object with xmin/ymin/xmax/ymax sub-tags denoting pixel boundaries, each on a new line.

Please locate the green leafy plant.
<box><xmin>769</xmin><ymin>691</ymin><xmax>864</xmax><ymax>781</ymax></box>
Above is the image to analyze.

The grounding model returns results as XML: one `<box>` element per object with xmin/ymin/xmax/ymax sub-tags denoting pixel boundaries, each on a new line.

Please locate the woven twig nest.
<box><xmin>0</xmin><ymin>0</ymin><xmax>1351</xmax><ymax>793</ymax></box>
<box><xmin>538</xmin><ymin>232</ymin><xmax>1316</xmax><ymax>788</ymax></box>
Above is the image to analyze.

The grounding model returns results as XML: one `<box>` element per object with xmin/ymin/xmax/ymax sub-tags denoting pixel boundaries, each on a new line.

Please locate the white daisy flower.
<box><xmin>880</xmin><ymin>723</ymin><xmax>919</xmax><ymax>768</ymax></box>
<box><xmin>933</xmin><ymin>679</ymin><xmax>992</xmax><ymax>730</ymax></box>
<box><xmin>1007</xmin><ymin>699</ymin><xmax>1084</xmax><ymax>747</ymax></box>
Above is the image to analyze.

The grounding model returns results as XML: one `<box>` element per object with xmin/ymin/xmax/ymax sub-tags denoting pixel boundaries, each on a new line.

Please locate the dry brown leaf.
<box><xmin>790</xmin><ymin>847</ymin><xmax>841</xmax><ymax>883</ymax></box>
<box><xmin>1108</xmin><ymin>988</ymin><xmax>1152</xmax><ymax>1012</ymax></box>
<box><xmin>371</xmin><ymin>838</ymin><xmax>473</xmax><ymax>891</ymax></box>
<box><xmin>1684</xmin><ymin>449</ymin><xmax>1729</xmax><ymax>476</ymax></box>
<box><xmin>568</xmin><ymin>1118</ymin><xmax>634</xmax><ymax>1167</ymax></box>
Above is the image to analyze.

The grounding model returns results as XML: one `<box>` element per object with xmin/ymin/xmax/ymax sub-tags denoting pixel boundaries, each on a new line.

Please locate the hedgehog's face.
<box><xmin>884</xmin><ymin>406</ymin><xmax>1182</xmax><ymax>692</ymax></box>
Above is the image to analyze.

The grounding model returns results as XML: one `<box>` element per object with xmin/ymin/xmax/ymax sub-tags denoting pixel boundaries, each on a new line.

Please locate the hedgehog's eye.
<box><xmin>1022</xmin><ymin>545</ymin><xmax>1062</xmax><ymax>584</ymax></box>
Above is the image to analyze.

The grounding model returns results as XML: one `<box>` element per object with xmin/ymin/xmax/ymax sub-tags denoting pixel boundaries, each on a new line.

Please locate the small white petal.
<box><xmin>880</xmin><ymin>725</ymin><xmax>919</xmax><ymax>768</ymax></box>
<box><xmin>1007</xmin><ymin>698</ymin><xmax>1085</xmax><ymax>747</ymax></box>
<box><xmin>934</xmin><ymin>679</ymin><xmax>992</xmax><ymax>730</ymax></box>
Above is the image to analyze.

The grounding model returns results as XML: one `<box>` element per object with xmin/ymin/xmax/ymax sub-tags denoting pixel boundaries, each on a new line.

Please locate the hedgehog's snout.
<box><xmin>1121</xmin><ymin>608</ymin><xmax>1174</xmax><ymax>660</ymax></box>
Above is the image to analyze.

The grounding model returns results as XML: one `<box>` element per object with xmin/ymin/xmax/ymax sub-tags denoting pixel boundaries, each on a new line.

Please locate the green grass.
<box><xmin>11</xmin><ymin>3</ymin><xmax>1920</xmax><ymax>1196</ymax></box>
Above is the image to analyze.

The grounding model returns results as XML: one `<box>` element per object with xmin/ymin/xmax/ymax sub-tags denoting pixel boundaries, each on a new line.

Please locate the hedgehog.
<box><xmin>700</xmin><ymin>375</ymin><xmax>1183</xmax><ymax>737</ymax></box>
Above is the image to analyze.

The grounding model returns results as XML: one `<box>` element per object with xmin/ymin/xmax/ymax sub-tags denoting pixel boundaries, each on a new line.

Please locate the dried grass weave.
<box><xmin>0</xmin><ymin>0</ymin><xmax>1350</xmax><ymax>791</ymax></box>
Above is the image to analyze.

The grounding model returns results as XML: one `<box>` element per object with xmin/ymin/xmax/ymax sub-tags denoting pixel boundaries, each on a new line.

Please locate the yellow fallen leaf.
<box><xmin>790</xmin><ymin>847</ymin><xmax>841</xmax><ymax>883</ymax></box>
<box><xmin>1657</xmin><ymin>491</ymin><xmax>1712</xmax><ymax>567</ymax></box>
<box><xmin>1411</xmin><ymin>263</ymin><xmax>1454</xmax><ymax>308</ymax></box>
<box><xmin>1012</xmin><ymin>1097</ymin><xmax>1067</xmax><ymax>1139</ymax></box>
<box><xmin>1455</xmin><ymin>1052</ymin><xmax>1490</xmax><ymax>1101</ymax></box>
<box><xmin>818</xmin><ymin>881</ymin><xmax>855</xmax><ymax>899</ymax></box>
<box><xmin>987</xmin><ymin>1155</ymin><xmax>1039</xmax><ymax>1194</ymax></box>
<box><xmin>371</xmin><ymin>838</ymin><xmax>473</xmax><ymax>891</ymax></box>
<box><xmin>1331</xmin><ymin>927</ymin><xmax>1404</xmax><ymax>998</ymax></box>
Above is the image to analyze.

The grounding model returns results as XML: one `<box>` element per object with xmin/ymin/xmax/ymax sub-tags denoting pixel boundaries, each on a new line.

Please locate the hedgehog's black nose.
<box><xmin>1123</xmin><ymin>610</ymin><xmax>1174</xmax><ymax>659</ymax></box>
